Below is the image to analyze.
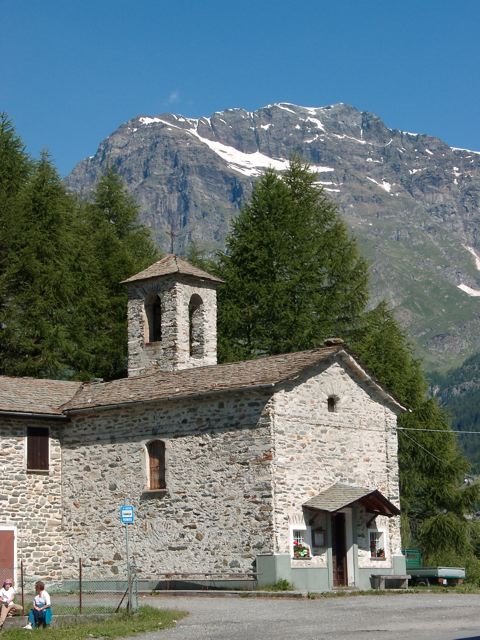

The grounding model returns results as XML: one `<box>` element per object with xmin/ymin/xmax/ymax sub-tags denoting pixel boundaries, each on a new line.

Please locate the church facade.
<box><xmin>0</xmin><ymin>255</ymin><xmax>406</xmax><ymax>591</ymax></box>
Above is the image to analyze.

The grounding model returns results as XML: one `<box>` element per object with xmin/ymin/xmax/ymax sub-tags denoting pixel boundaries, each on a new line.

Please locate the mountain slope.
<box><xmin>65</xmin><ymin>103</ymin><xmax>480</xmax><ymax>371</ymax></box>
<box><xmin>431</xmin><ymin>354</ymin><xmax>480</xmax><ymax>472</ymax></box>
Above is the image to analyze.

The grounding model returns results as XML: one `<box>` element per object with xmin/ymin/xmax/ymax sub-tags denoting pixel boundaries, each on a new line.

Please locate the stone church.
<box><xmin>0</xmin><ymin>255</ymin><xmax>407</xmax><ymax>591</ymax></box>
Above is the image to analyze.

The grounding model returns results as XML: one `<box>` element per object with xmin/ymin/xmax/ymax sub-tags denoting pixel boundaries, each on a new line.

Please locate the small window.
<box><xmin>312</xmin><ymin>527</ymin><xmax>325</xmax><ymax>547</ymax></box>
<box><xmin>327</xmin><ymin>396</ymin><xmax>337</xmax><ymax>412</ymax></box>
<box><xmin>292</xmin><ymin>529</ymin><xmax>311</xmax><ymax>559</ymax></box>
<box><xmin>147</xmin><ymin>440</ymin><xmax>166</xmax><ymax>490</ymax></box>
<box><xmin>369</xmin><ymin>530</ymin><xmax>385</xmax><ymax>559</ymax></box>
<box><xmin>27</xmin><ymin>427</ymin><xmax>49</xmax><ymax>471</ymax></box>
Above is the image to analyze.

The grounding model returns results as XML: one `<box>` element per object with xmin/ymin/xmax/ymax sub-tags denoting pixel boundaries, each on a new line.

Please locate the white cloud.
<box><xmin>163</xmin><ymin>90</ymin><xmax>180</xmax><ymax>106</ymax></box>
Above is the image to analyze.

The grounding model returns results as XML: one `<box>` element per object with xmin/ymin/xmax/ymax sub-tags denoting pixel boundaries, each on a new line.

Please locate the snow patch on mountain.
<box><xmin>139</xmin><ymin>117</ymin><xmax>166</xmax><ymax>125</ymax></box>
<box><xmin>188</xmin><ymin>127</ymin><xmax>334</xmax><ymax>177</ymax></box>
<box><xmin>366</xmin><ymin>176</ymin><xmax>392</xmax><ymax>193</ymax></box>
<box><xmin>458</xmin><ymin>283</ymin><xmax>480</xmax><ymax>297</ymax></box>
<box><xmin>305</xmin><ymin>117</ymin><xmax>325</xmax><ymax>132</ymax></box>
<box><xmin>465</xmin><ymin>246</ymin><xmax>480</xmax><ymax>271</ymax></box>
<box><xmin>452</xmin><ymin>147</ymin><xmax>480</xmax><ymax>155</ymax></box>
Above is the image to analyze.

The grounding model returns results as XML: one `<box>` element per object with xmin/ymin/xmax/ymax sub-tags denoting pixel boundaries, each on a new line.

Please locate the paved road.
<box><xmin>140</xmin><ymin>593</ymin><xmax>480</xmax><ymax>640</ymax></box>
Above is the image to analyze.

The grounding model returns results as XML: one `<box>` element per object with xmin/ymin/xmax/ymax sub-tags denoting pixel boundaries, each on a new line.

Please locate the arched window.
<box><xmin>188</xmin><ymin>294</ymin><xmax>204</xmax><ymax>358</ymax></box>
<box><xmin>147</xmin><ymin>440</ymin><xmax>166</xmax><ymax>490</ymax></box>
<box><xmin>145</xmin><ymin>295</ymin><xmax>162</xmax><ymax>343</ymax></box>
<box><xmin>327</xmin><ymin>395</ymin><xmax>337</xmax><ymax>412</ymax></box>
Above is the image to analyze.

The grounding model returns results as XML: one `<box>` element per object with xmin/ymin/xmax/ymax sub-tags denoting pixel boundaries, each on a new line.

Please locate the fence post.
<box><xmin>20</xmin><ymin>560</ymin><xmax>24</xmax><ymax>613</ymax></box>
<box><xmin>79</xmin><ymin>559</ymin><xmax>82</xmax><ymax>614</ymax></box>
<box><xmin>132</xmin><ymin>565</ymin><xmax>138</xmax><ymax>613</ymax></box>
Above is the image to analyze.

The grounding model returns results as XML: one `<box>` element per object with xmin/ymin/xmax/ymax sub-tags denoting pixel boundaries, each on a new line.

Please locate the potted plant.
<box><xmin>293</xmin><ymin>541</ymin><xmax>311</xmax><ymax>559</ymax></box>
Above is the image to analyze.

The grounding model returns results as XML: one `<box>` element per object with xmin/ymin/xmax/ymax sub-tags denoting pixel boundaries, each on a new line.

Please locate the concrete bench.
<box><xmin>1</xmin><ymin>615</ymin><xmax>28</xmax><ymax>629</ymax></box>
<box><xmin>371</xmin><ymin>574</ymin><xmax>410</xmax><ymax>590</ymax></box>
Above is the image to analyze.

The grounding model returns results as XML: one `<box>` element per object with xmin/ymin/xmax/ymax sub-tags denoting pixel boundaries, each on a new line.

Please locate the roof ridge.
<box><xmin>121</xmin><ymin>254</ymin><xmax>224</xmax><ymax>284</ymax></box>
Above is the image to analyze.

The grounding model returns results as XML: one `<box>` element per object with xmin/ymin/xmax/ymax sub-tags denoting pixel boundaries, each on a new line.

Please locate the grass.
<box><xmin>0</xmin><ymin>606</ymin><xmax>187</xmax><ymax>640</ymax></box>
<box><xmin>47</xmin><ymin>606</ymin><xmax>116</xmax><ymax>615</ymax></box>
<box><xmin>259</xmin><ymin>579</ymin><xmax>294</xmax><ymax>592</ymax></box>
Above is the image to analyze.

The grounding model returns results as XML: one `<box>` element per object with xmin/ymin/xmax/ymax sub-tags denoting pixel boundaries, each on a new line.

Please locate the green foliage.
<box><xmin>350</xmin><ymin>302</ymin><xmax>478</xmax><ymax>558</ymax></box>
<box><xmin>430</xmin><ymin>352</ymin><xmax>480</xmax><ymax>473</ymax></box>
<box><xmin>417</xmin><ymin>522</ymin><xmax>480</xmax><ymax>586</ymax></box>
<box><xmin>216</xmin><ymin>158</ymin><xmax>369</xmax><ymax>361</ymax></box>
<box><xmin>189</xmin><ymin>158</ymin><xmax>477</xmax><ymax>566</ymax></box>
<box><xmin>350</xmin><ymin>302</ymin><xmax>426</xmax><ymax>408</ymax></box>
<box><xmin>418</xmin><ymin>512</ymin><xmax>470</xmax><ymax>557</ymax></box>
<box><xmin>0</xmin><ymin>153</ymin><xmax>80</xmax><ymax>377</ymax></box>
<box><xmin>0</xmin><ymin>113</ymin><xmax>33</xmax><ymax>304</ymax></box>
<box><xmin>77</xmin><ymin>169</ymin><xmax>159</xmax><ymax>379</ymax></box>
<box><xmin>260</xmin><ymin>579</ymin><xmax>294</xmax><ymax>591</ymax></box>
<box><xmin>0</xmin><ymin>118</ymin><xmax>159</xmax><ymax>380</ymax></box>
<box><xmin>0</xmin><ymin>606</ymin><xmax>186</xmax><ymax>640</ymax></box>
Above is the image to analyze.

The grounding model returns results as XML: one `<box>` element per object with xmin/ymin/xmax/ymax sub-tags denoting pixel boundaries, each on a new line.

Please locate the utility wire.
<box><xmin>309</xmin><ymin>422</ymin><xmax>480</xmax><ymax>435</ymax></box>
<box><xmin>397</xmin><ymin>427</ymin><xmax>480</xmax><ymax>435</ymax></box>
<box><xmin>400</xmin><ymin>430</ymin><xmax>446</xmax><ymax>465</ymax></box>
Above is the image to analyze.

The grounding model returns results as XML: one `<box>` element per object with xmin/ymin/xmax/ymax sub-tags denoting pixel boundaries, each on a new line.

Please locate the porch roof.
<box><xmin>303</xmin><ymin>483</ymin><xmax>400</xmax><ymax>517</ymax></box>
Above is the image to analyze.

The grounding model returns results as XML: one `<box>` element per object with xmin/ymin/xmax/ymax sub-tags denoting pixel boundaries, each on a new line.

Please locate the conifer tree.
<box><xmin>0</xmin><ymin>120</ymin><xmax>159</xmax><ymax>381</ymax></box>
<box><xmin>198</xmin><ymin>159</ymin><xmax>478</xmax><ymax>569</ymax></box>
<box><xmin>80</xmin><ymin>169</ymin><xmax>160</xmax><ymax>379</ymax></box>
<box><xmin>351</xmin><ymin>302</ymin><xmax>479</xmax><ymax>565</ymax></box>
<box><xmin>0</xmin><ymin>153</ymin><xmax>78</xmax><ymax>377</ymax></box>
<box><xmin>0</xmin><ymin>113</ymin><xmax>32</xmax><ymax>284</ymax></box>
<box><xmin>217</xmin><ymin>158</ymin><xmax>369</xmax><ymax>361</ymax></box>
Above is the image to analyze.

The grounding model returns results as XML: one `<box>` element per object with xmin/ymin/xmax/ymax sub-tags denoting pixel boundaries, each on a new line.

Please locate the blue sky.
<box><xmin>2</xmin><ymin>0</ymin><xmax>479</xmax><ymax>176</ymax></box>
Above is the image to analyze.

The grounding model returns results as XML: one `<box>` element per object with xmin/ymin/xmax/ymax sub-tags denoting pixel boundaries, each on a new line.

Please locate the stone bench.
<box><xmin>371</xmin><ymin>574</ymin><xmax>410</xmax><ymax>590</ymax></box>
<box><xmin>1</xmin><ymin>615</ymin><xmax>28</xmax><ymax>629</ymax></box>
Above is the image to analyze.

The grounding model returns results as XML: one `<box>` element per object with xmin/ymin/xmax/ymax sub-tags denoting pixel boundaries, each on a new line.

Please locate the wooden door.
<box><xmin>332</xmin><ymin>513</ymin><xmax>347</xmax><ymax>587</ymax></box>
<box><xmin>0</xmin><ymin>530</ymin><xmax>15</xmax><ymax>583</ymax></box>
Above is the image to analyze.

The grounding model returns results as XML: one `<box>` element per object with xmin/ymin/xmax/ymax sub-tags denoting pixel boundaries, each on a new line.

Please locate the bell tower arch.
<box><xmin>123</xmin><ymin>255</ymin><xmax>223</xmax><ymax>376</ymax></box>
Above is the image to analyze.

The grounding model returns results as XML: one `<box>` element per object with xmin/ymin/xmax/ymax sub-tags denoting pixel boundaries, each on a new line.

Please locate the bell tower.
<box><xmin>123</xmin><ymin>255</ymin><xmax>223</xmax><ymax>377</ymax></box>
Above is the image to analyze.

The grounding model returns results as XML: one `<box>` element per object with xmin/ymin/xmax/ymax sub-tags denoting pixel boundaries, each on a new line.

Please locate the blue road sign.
<box><xmin>120</xmin><ymin>505</ymin><xmax>135</xmax><ymax>524</ymax></box>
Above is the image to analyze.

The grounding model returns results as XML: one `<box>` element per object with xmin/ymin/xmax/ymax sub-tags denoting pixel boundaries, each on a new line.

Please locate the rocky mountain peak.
<box><xmin>65</xmin><ymin>102</ymin><xmax>480</xmax><ymax>372</ymax></box>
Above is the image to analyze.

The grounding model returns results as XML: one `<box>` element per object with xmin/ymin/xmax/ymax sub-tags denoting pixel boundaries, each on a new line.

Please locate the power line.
<box><xmin>401</xmin><ymin>430</ymin><xmax>446</xmax><ymax>465</ymax></box>
<box><xmin>398</xmin><ymin>427</ymin><xmax>480</xmax><ymax>435</ymax></box>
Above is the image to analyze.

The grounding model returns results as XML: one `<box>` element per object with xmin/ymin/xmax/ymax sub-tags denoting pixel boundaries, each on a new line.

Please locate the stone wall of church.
<box><xmin>271</xmin><ymin>361</ymin><xmax>402</xmax><ymax>566</ymax></box>
<box><xmin>127</xmin><ymin>275</ymin><xmax>218</xmax><ymax>376</ymax></box>
<box><xmin>0</xmin><ymin>417</ymin><xmax>64</xmax><ymax>581</ymax></box>
<box><xmin>61</xmin><ymin>390</ymin><xmax>275</xmax><ymax>579</ymax></box>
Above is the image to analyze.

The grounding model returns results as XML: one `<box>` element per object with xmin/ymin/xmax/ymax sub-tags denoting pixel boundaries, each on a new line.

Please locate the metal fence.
<box><xmin>1</xmin><ymin>561</ymin><xmax>138</xmax><ymax>616</ymax></box>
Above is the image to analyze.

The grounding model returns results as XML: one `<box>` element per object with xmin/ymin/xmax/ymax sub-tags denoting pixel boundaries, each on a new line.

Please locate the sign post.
<box><xmin>120</xmin><ymin>505</ymin><xmax>135</xmax><ymax>613</ymax></box>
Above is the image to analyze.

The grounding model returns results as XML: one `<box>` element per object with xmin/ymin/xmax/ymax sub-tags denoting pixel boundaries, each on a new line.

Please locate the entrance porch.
<box><xmin>257</xmin><ymin>483</ymin><xmax>406</xmax><ymax>591</ymax></box>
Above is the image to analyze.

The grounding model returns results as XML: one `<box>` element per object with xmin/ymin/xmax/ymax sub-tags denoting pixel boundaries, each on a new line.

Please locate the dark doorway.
<box><xmin>332</xmin><ymin>513</ymin><xmax>347</xmax><ymax>587</ymax></box>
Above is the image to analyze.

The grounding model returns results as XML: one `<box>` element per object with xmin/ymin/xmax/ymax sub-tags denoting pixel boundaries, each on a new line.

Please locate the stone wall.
<box><xmin>0</xmin><ymin>417</ymin><xmax>64</xmax><ymax>581</ymax></box>
<box><xmin>271</xmin><ymin>361</ymin><xmax>402</xmax><ymax>567</ymax></box>
<box><xmin>61</xmin><ymin>390</ymin><xmax>275</xmax><ymax>579</ymax></box>
<box><xmin>126</xmin><ymin>275</ymin><xmax>218</xmax><ymax>376</ymax></box>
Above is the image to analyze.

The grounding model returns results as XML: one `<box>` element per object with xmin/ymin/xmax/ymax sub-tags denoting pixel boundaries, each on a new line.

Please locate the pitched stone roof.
<box><xmin>62</xmin><ymin>346</ymin><xmax>405</xmax><ymax>414</ymax></box>
<box><xmin>303</xmin><ymin>483</ymin><xmax>400</xmax><ymax>516</ymax></box>
<box><xmin>0</xmin><ymin>346</ymin><xmax>405</xmax><ymax>417</ymax></box>
<box><xmin>122</xmin><ymin>254</ymin><xmax>224</xmax><ymax>285</ymax></box>
<box><xmin>0</xmin><ymin>376</ymin><xmax>82</xmax><ymax>416</ymax></box>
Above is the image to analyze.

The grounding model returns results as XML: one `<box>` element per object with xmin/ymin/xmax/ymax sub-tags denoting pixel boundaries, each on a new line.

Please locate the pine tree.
<box><xmin>80</xmin><ymin>169</ymin><xmax>160</xmax><ymax>379</ymax></box>
<box><xmin>0</xmin><ymin>113</ymin><xmax>32</xmax><ymax>289</ymax></box>
<box><xmin>0</xmin><ymin>153</ymin><xmax>78</xmax><ymax>377</ymax></box>
<box><xmin>217</xmin><ymin>159</ymin><xmax>369</xmax><ymax>361</ymax></box>
<box><xmin>195</xmin><ymin>159</ymin><xmax>478</xmax><ymax>569</ymax></box>
<box><xmin>351</xmin><ymin>302</ymin><xmax>479</xmax><ymax>564</ymax></box>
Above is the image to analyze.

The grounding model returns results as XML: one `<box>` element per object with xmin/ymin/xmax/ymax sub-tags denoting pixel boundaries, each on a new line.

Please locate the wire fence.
<box><xmin>1</xmin><ymin>561</ymin><xmax>138</xmax><ymax>616</ymax></box>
